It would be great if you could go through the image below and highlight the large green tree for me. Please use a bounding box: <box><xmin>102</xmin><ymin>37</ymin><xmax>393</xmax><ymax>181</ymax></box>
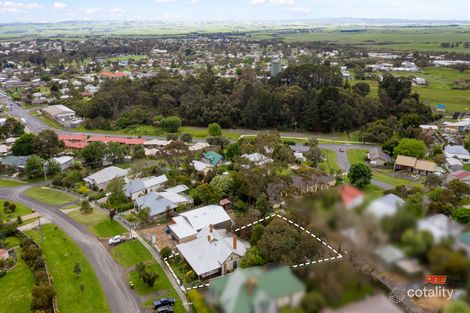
<box><xmin>393</xmin><ymin>138</ymin><xmax>426</xmax><ymax>158</ymax></box>
<box><xmin>347</xmin><ymin>163</ymin><xmax>372</xmax><ymax>188</ymax></box>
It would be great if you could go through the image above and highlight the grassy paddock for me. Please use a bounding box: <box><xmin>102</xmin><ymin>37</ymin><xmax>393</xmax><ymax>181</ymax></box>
<box><xmin>69</xmin><ymin>209</ymin><xmax>108</xmax><ymax>226</ymax></box>
<box><xmin>0</xmin><ymin>179</ymin><xmax>25</xmax><ymax>187</ymax></box>
<box><xmin>128</xmin><ymin>262</ymin><xmax>186</xmax><ymax>313</ymax></box>
<box><xmin>24</xmin><ymin>187</ymin><xmax>76</xmax><ymax>206</ymax></box>
<box><xmin>0</xmin><ymin>200</ymin><xmax>33</xmax><ymax>219</ymax></box>
<box><xmin>110</xmin><ymin>240</ymin><xmax>153</xmax><ymax>268</ymax></box>
<box><xmin>88</xmin><ymin>219</ymin><xmax>127</xmax><ymax>238</ymax></box>
<box><xmin>320</xmin><ymin>148</ymin><xmax>340</xmax><ymax>173</ymax></box>
<box><xmin>26</xmin><ymin>224</ymin><xmax>110</xmax><ymax>313</ymax></box>
<box><xmin>0</xmin><ymin>247</ymin><xmax>34</xmax><ymax>313</ymax></box>
<box><xmin>346</xmin><ymin>149</ymin><xmax>368</xmax><ymax>165</ymax></box>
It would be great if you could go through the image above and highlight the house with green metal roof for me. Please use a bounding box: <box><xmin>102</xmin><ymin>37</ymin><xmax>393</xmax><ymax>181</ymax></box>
<box><xmin>208</xmin><ymin>266</ymin><xmax>305</xmax><ymax>313</ymax></box>
<box><xmin>202</xmin><ymin>151</ymin><xmax>223</xmax><ymax>166</ymax></box>
<box><xmin>0</xmin><ymin>155</ymin><xmax>30</xmax><ymax>170</ymax></box>
<box><xmin>455</xmin><ymin>232</ymin><xmax>470</xmax><ymax>257</ymax></box>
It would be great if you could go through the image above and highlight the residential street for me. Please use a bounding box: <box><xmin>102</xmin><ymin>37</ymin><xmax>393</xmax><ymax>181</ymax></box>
<box><xmin>0</xmin><ymin>184</ymin><xmax>142</xmax><ymax>313</ymax></box>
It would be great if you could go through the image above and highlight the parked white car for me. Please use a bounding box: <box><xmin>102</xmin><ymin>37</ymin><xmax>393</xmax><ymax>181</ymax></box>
<box><xmin>108</xmin><ymin>235</ymin><xmax>122</xmax><ymax>245</ymax></box>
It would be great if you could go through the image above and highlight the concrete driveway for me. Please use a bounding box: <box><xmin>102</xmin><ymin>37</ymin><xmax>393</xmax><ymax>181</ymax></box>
<box><xmin>0</xmin><ymin>184</ymin><xmax>142</xmax><ymax>313</ymax></box>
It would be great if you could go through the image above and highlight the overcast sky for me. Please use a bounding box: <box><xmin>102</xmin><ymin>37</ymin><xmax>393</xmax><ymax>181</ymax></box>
<box><xmin>0</xmin><ymin>0</ymin><xmax>468</xmax><ymax>23</ymax></box>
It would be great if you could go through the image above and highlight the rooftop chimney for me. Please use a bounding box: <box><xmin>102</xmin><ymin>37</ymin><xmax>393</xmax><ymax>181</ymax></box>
<box><xmin>232</xmin><ymin>235</ymin><xmax>237</xmax><ymax>250</ymax></box>
<box><xmin>207</xmin><ymin>235</ymin><xmax>211</xmax><ymax>242</ymax></box>
<box><xmin>245</xmin><ymin>277</ymin><xmax>256</xmax><ymax>295</ymax></box>
<box><xmin>209</xmin><ymin>224</ymin><xmax>214</xmax><ymax>233</ymax></box>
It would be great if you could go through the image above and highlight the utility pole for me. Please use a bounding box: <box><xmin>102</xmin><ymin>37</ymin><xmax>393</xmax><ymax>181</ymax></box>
<box><xmin>43</xmin><ymin>162</ymin><xmax>47</xmax><ymax>182</ymax></box>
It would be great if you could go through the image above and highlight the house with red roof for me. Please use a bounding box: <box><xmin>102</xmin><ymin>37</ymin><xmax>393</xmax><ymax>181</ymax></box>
<box><xmin>99</xmin><ymin>71</ymin><xmax>128</xmax><ymax>79</ymax></box>
<box><xmin>59</xmin><ymin>134</ymin><xmax>88</xmax><ymax>142</ymax></box>
<box><xmin>340</xmin><ymin>184</ymin><xmax>364</xmax><ymax>209</ymax></box>
<box><xmin>446</xmin><ymin>170</ymin><xmax>470</xmax><ymax>185</ymax></box>
<box><xmin>0</xmin><ymin>248</ymin><xmax>9</xmax><ymax>261</ymax></box>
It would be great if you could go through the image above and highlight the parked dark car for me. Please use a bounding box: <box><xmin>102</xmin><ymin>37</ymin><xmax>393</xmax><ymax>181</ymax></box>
<box><xmin>156</xmin><ymin>305</ymin><xmax>174</xmax><ymax>313</ymax></box>
<box><xmin>153</xmin><ymin>298</ymin><xmax>176</xmax><ymax>309</ymax></box>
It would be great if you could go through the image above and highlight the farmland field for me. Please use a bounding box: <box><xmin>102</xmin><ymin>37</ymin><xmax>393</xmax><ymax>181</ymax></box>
<box><xmin>354</xmin><ymin>67</ymin><xmax>470</xmax><ymax>113</ymax></box>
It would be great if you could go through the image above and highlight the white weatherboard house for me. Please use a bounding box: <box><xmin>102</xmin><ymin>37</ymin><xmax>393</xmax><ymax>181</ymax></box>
<box><xmin>176</xmin><ymin>226</ymin><xmax>247</xmax><ymax>279</ymax></box>
<box><xmin>169</xmin><ymin>205</ymin><xmax>232</xmax><ymax>244</ymax></box>
<box><xmin>366</xmin><ymin>194</ymin><xmax>405</xmax><ymax>219</ymax></box>
<box><xmin>83</xmin><ymin>166</ymin><xmax>129</xmax><ymax>191</ymax></box>
<box><xmin>124</xmin><ymin>175</ymin><xmax>168</xmax><ymax>200</ymax></box>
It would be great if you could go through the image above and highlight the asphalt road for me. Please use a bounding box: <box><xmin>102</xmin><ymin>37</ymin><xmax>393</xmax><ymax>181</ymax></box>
<box><xmin>0</xmin><ymin>184</ymin><xmax>142</xmax><ymax>313</ymax></box>
<box><xmin>0</xmin><ymin>95</ymin><xmax>49</xmax><ymax>133</ymax></box>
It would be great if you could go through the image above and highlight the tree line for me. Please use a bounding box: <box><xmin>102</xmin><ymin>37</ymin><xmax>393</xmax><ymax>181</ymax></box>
<box><xmin>65</xmin><ymin>63</ymin><xmax>433</xmax><ymax>133</ymax></box>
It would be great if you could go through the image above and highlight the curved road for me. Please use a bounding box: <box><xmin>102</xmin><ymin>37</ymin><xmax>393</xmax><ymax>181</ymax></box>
<box><xmin>0</xmin><ymin>184</ymin><xmax>141</xmax><ymax>313</ymax></box>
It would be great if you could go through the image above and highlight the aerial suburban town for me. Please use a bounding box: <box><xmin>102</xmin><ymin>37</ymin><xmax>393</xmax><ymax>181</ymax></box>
<box><xmin>1</xmin><ymin>1</ymin><xmax>470</xmax><ymax>313</ymax></box>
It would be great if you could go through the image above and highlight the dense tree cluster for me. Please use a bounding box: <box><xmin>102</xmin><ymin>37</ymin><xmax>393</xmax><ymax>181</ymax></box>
<box><xmin>69</xmin><ymin>65</ymin><xmax>433</xmax><ymax>134</ymax></box>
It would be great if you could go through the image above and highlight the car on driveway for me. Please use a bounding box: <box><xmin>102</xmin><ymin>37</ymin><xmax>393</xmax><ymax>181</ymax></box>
<box><xmin>153</xmin><ymin>298</ymin><xmax>176</xmax><ymax>309</ymax></box>
<box><xmin>108</xmin><ymin>235</ymin><xmax>122</xmax><ymax>245</ymax></box>
<box><xmin>339</xmin><ymin>147</ymin><xmax>345</xmax><ymax>152</ymax></box>
<box><xmin>156</xmin><ymin>306</ymin><xmax>174</xmax><ymax>313</ymax></box>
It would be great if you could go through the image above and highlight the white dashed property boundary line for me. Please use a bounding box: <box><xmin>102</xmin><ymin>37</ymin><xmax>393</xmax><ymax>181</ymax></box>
<box><xmin>164</xmin><ymin>213</ymin><xmax>343</xmax><ymax>292</ymax></box>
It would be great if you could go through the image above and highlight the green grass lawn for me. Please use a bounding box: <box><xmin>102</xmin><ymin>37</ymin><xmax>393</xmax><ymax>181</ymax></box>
<box><xmin>111</xmin><ymin>240</ymin><xmax>153</xmax><ymax>268</ymax></box>
<box><xmin>24</xmin><ymin>187</ymin><xmax>76</xmax><ymax>206</ymax></box>
<box><xmin>3</xmin><ymin>236</ymin><xmax>21</xmax><ymax>248</ymax></box>
<box><xmin>128</xmin><ymin>262</ymin><xmax>186</xmax><ymax>313</ymax></box>
<box><xmin>320</xmin><ymin>148</ymin><xmax>340</xmax><ymax>173</ymax></box>
<box><xmin>0</xmin><ymin>247</ymin><xmax>34</xmax><ymax>313</ymax></box>
<box><xmin>34</xmin><ymin>113</ymin><xmax>64</xmax><ymax>130</ymax></box>
<box><xmin>26</xmin><ymin>224</ymin><xmax>110</xmax><ymax>313</ymax></box>
<box><xmin>0</xmin><ymin>179</ymin><xmax>25</xmax><ymax>187</ymax></box>
<box><xmin>73</xmin><ymin>124</ymin><xmax>242</xmax><ymax>140</ymax></box>
<box><xmin>372</xmin><ymin>169</ymin><xmax>421</xmax><ymax>187</ymax></box>
<box><xmin>69</xmin><ymin>209</ymin><xmax>108</xmax><ymax>226</ymax></box>
<box><xmin>89</xmin><ymin>219</ymin><xmax>127</xmax><ymax>238</ymax></box>
<box><xmin>347</xmin><ymin>149</ymin><xmax>368</xmax><ymax>165</ymax></box>
<box><xmin>363</xmin><ymin>184</ymin><xmax>385</xmax><ymax>198</ymax></box>
<box><xmin>0</xmin><ymin>200</ymin><xmax>33</xmax><ymax>220</ymax></box>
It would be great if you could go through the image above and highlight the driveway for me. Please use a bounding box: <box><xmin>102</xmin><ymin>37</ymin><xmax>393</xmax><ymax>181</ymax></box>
<box><xmin>0</xmin><ymin>184</ymin><xmax>142</xmax><ymax>313</ymax></box>
<box><xmin>293</xmin><ymin>143</ymin><xmax>394</xmax><ymax>190</ymax></box>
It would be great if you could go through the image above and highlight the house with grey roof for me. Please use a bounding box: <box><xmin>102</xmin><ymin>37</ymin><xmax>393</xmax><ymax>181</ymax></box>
<box><xmin>136</xmin><ymin>192</ymin><xmax>177</xmax><ymax>219</ymax></box>
<box><xmin>169</xmin><ymin>205</ymin><xmax>232</xmax><ymax>243</ymax></box>
<box><xmin>366</xmin><ymin>194</ymin><xmax>405</xmax><ymax>219</ymax></box>
<box><xmin>0</xmin><ymin>155</ymin><xmax>30</xmax><ymax>170</ymax></box>
<box><xmin>368</xmin><ymin>147</ymin><xmax>391</xmax><ymax>166</ymax></box>
<box><xmin>124</xmin><ymin>175</ymin><xmax>168</xmax><ymax>200</ymax></box>
<box><xmin>135</xmin><ymin>185</ymin><xmax>192</xmax><ymax>219</ymax></box>
<box><xmin>83</xmin><ymin>166</ymin><xmax>129</xmax><ymax>191</ymax></box>
<box><xmin>176</xmin><ymin>226</ymin><xmax>248</xmax><ymax>279</ymax></box>
<box><xmin>209</xmin><ymin>266</ymin><xmax>305</xmax><ymax>313</ymax></box>
<box><xmin>417</xmin><ymin>214</ymin><xmax>464</xmax><ymax>243</ymax></box>
<box><xmin>444</xmin><ymin>145</ymin><xmax>470</xmax><ymax>164</ymax></box>
<box><xmin>241</xmin><ymin>153</ymin><xmax>273</xmax><ymax>167</ymax></box>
